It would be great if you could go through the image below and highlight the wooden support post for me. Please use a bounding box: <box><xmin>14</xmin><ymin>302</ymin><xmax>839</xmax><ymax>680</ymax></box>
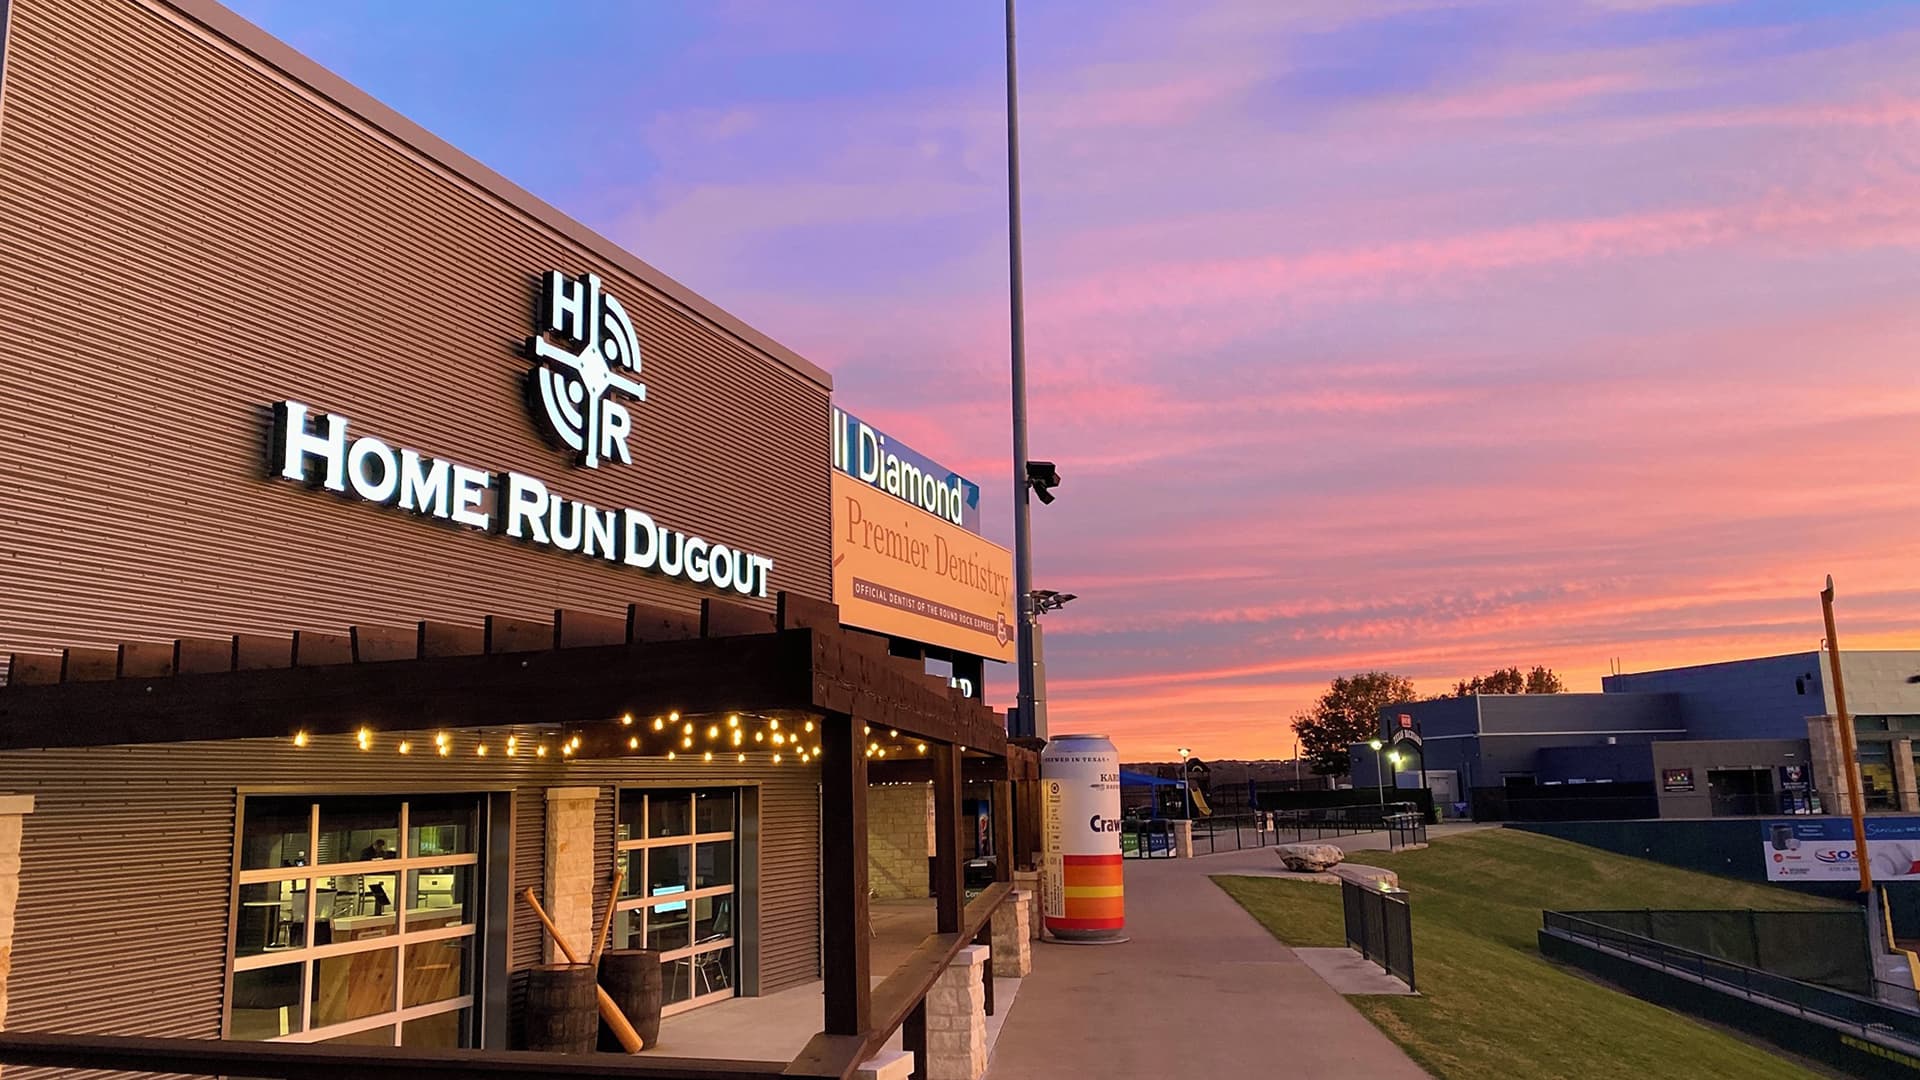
<box><xmin>1014</xmin><ymin>777</ymin><xmax>1043</xmax><ymax>872</ymax></box>
<box><xmin>932</xmin><ymin>743</ymin><xmax>964</xmax><ymax>935</ymax></box>
<box><xmin>820</xmin><ymin>714</ymin><xmax>871</xmax><ymax>1036</ymax></box>
<box><xmin>992</xmin><ymin>779</ymin><xmax>1014</xmax><ymax>884</ymax></box>
<box><xmin>902</xmin><ymin>999</ymin><xmax>927</xmax><ymax>1080</ymax></box>
<box><xmin>974</xmin><ymin>921</ymin><xmax>995</xmax><ymax>1017</ymax></box>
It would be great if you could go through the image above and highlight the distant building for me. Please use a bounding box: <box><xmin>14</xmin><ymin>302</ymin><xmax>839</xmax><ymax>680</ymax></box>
<box><xmin>1349</xmin><ymin>650</ymin><xmax>1920</xmax><ymax>819</ymax></box>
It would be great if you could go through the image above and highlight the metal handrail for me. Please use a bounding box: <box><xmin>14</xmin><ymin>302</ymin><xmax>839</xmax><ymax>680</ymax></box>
<box><xmin>1544</xmin><ymin>911</ymin><xmax>1920</xmax><ymax>1043</ymax></box>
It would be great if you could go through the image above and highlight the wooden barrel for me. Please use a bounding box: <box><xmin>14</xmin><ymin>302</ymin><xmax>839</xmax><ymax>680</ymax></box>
<box><xmin>524</xmin><ymin>963</ymin><xmax>598</xmax><ymax>1053</ymax></box>
<box><xmin>599</xmin><ymin>949</ymin><xmax>664</xmax><ymax>1050</ymax></box>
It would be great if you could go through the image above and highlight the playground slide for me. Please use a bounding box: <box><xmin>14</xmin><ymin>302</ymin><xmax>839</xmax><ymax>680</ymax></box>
<box><xmin>1188</xmin><ymin>782</ymin><xmax>1212</xmax><ymax>817</ymax></box>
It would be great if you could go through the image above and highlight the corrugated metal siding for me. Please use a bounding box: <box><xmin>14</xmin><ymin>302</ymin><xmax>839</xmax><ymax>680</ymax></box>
<box><xmin>509</xmin><ymin>787</ymin><xmax>546</xmax><ymax>971</ymax></box>
<box><xmin>0</xmin><ymin>733</ymin><xmax>820</xmax><ymax>1062</ymax></box>
<box><xmin>758</xmin><ymin>778</ymin><xmax>822</xmax><ymax>992</ymax></box>
<box><xmin>0</xmin><ymin>0</ymin><xmax>832</xmax><ymax>666</ymax></box>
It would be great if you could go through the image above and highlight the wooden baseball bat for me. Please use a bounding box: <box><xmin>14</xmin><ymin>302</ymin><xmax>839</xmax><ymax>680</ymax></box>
<box><xmin>521</xmin><ymin>887</ymin><xmax>645</xmax><ymax>1053</ymax></box>
<box><xmin>591</xmin><ymin>863</ymin><xmax>627</xmax><ymax>966</ymax></box>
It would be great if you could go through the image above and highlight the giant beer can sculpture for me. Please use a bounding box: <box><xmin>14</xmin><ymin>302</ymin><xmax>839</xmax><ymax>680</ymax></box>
<box><xmin>1041</xmin><ymin>734</ymin><xmax>1125</xmax><ymax>941</ymax></box>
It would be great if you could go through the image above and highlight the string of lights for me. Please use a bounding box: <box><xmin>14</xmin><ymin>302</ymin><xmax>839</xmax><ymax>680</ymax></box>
<box><xmin>284</xmin><ymin>709</ymin><xmax>968</xmax><ymax>764</ymax></box>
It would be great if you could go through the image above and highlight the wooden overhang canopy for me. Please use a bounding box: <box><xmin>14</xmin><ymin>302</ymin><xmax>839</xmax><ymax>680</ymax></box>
<box><xmin>0</xmin><ymin>591</ymin><xmax>1009</xmax><ymax>759</ymax></box>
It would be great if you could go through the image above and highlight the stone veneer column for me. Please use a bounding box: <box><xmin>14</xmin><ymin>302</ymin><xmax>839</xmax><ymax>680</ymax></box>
<box><xmin>991</xmin><ymin>890</ymin><xmax>1032</xmax><ymax>977</ymax></box>
<box><xmin>544</xmin><ymin>787</ymin><xmax>599</xmax><ymax>964</ymax></box>
<box><xmin>868</xmin><ymin>784</ymin><xmax>935</xmax><ymax>900</ymax></box>
<box><xmin>0</xmin><ymin>796</ymin><xmax>34</xmax><ymax>1044</ymax></box>
<box><xmin>1011</xmin><ymin>869</ymin><xmax>1042</xmax><ymax>941</ymax></box>
<box><xmin>1896</xmin><ymin>738</ymin><xmax>1919</xmax><ymax>812</ymax></box>
<box><xmin>1174</xmin><ymin>819</ymin><xmax>1194</xmax><ymax>859</ymax></box>
<box><xmin>925</xmin><ymin>944</ymin><xmax>989</xmax><ymax>1080</ymax></box>
<box><xmin>1808</xmin><ymin>716</ymin><xmax>1848</xmax><ymax>808</ymax></box>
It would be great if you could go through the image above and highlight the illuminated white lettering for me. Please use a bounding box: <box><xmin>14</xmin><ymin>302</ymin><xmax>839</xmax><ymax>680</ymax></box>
<box><xmin>503</xmin><ymin>472</ymin><xmax>550</xmax><ymax>543</ymax></box>
<box><xmin>347</xmin><ymin>437</ymin><xmax>399</xmax><ymax>504</ymax></box>
<box><xmin>273</xmin><ymin>401</ymin><xmax>347</xmax><ymax>492</ymax></box>
<box><xmin>398</xmin><ymin>450</ymin><xmax>451</xmax><ymax>517</ymax></box>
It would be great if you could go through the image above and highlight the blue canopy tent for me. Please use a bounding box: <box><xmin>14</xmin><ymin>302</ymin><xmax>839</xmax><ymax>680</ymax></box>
<box><xmin>1119</xmin><ymin>769</ymin><xmax>1185</xmax><ymax>819</ymax></box>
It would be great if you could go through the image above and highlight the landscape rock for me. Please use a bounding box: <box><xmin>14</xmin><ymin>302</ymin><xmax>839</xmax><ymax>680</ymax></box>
<box><xmin>1334</xmin><ymin>864</ymin><xmax>1399</xmax><ymax>890</ymax></box>
<box><xmin>1276</xmin><ymin>843</ymin><xmax>1346</xmax><ymax>872</ymax></box>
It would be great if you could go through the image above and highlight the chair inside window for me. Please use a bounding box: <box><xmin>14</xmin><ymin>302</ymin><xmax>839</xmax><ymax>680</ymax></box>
<box><xmin>692</xmin><ymin>899</ymin><xmax>732</xmax><ymax>996</ymax></box>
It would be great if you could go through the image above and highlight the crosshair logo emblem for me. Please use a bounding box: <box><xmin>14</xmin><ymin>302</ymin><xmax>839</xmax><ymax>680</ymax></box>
<box><xmin>526</xmin><ymin>271</ymin><xmax>646</xmax><ymax>468</ymax></box>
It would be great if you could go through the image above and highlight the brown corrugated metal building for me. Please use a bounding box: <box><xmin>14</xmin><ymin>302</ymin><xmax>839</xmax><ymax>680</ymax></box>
<box><xmin>0</xmin><ymin>0</ymin><xmax>978</xmax><ymax>1065</ymax></box>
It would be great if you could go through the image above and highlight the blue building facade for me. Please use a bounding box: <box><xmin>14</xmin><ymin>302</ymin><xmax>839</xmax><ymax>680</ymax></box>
<box><xmin>1602</xmin><ymin>652</ymin><xmax>1826</xmax><ymax>741</ymax></box>
<box><xmin>1350</xmin><ymin>650</ymin><xmax>1920</xmax><ymax>817</ymax></box>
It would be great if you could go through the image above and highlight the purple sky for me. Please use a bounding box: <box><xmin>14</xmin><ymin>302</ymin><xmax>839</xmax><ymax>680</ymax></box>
<box><xmin>228</xmin><ymin>0</ymin><xmax>1920</xmax><ymax>759</ymax></box>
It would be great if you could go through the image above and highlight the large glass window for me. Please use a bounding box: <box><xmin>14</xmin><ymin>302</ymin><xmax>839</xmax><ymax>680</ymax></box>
<box><xmin>614</xmin><ymin>789</ymin><xmax>737</xmax><ymax>1015</ymax></box>
<box><xmin>230</xmin><ymin>795</ymin><xmax>480</xmax><ymax>1046</ymax></box>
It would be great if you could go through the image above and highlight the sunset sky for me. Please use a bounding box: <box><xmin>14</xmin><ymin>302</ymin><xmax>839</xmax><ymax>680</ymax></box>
<box><xmin>231</xmin><ymin>0</ymin><xmax>1920</xmax><ymax>760</ymax></box>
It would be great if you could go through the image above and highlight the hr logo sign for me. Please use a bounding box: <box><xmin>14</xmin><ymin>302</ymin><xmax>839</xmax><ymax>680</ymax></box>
<box><xmin>526</xmin><ymin>271</ymin><xmax>646</xmax><ymax>468</ymax></box>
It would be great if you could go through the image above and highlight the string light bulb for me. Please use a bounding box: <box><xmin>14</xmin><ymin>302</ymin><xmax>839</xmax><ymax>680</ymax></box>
<box><xmin>704</xmin><ymin>750</ymin><xmax>714</xmax><ymax>762</ymax></box>
<box><xmin>476</xmin><ymin>744</ymin><xmax>488</xmax><ymax>756</ymax></box>
<box><xmin>669</xmin><ymin>711</ymin><xmax>680</xmax><ymax>723</ymax></box>
<box><xmin>653</xmin><ymin>717</ymin><xmax>665</xmax><ymax>731</ymax></box>
<box><xmin>561</xmin><ymin>744</ymin><xmax>574</xmax><ymax>757</ymax></box>
<box><xmin>707</xmin><ymin>725</ymin><xmax>719</xmax><ymax>739</ymax></box>
<box><xmin>629</xmin><ymin>736</ymin><xmax>640</xmax><ymax>750</ymax></box>
<box><xmin>437</xmin><ymin>742</ymin><xmax>450</xmax><ymax>757</ymax></box>
<box><xmin>773</xmin><ymin>753</ymin><xmax>782</xmax><ymax>764</ymax></box>
<box><xmin>769</xmin><ymin>718</ymin><xmax>780</xmax><ymax>731</ymax></box>
<box><xmin>434</xmin><ymin>732</ymin><xmax>449</xmax><ymax>748</ymax></box>
<box><xmin>754</xmin><ymin>732</ymin><xmax>764</xmax><ymax>743</ymax></box>
<box><xmin>890</xmin><ymin>729</ymin><xmax>898</xmax><ymax>737</ymax></box>
<box><xmin>292</xmin><ymin>731</ymin><xmax>309</xmax><ymax>748</ymax></box>
<box><xmin>728</xmin><ymin>714</ymin><xmax>740</xmax><ymax>728</ymax></box>
<box><xmin>506</xmin><ymin>736</ymin><xmax>518</xmax><ymax>756</ymax></box>
<box><xmin>667</xmin><ymin>750</ymin><xmax>677</xmax><ymax>760</ymax></box>
<box><xmin>397</xmin><ymin>740</ymin><xmax>411</xmax><ymax>754</ymax></box>
<box><xmin>570</xmin><ymin>735</ymin><xmax>582</xmax><ymax>750</ymax></box>
<box><xmin>684</xmin><ymin>722</ymin><xmax>694</xmax><ymax>736</ymax></box>
<box><xmin>917</xmin><ymin>743</ymin><xmax>927</xmax><ymax>754</ymax></box>
<box><xmin>772</xmin><ymin>733</ymin><xmax>785</xmax><ymax>746</ymax></box>
<box><xmin>863</xmin><ymin>725</ymin><xmax>871</xmax><ymax>735</ymax></box>
<box><xmin>356</xmin><ymin>727</ymin><xmax>372</xmax><ymax>751</ymax></box>
<box><xmin>536</xmin><ymin>744</ymin><xmax>548</xmax><ymax>758</ymax></box>
<box><xmin>737</xmin><ymin>752</ymin><xmax>747</xmax><ymax>763</ymax></box>
<box><xmin>804</xmin><ymin>720</ymin><xmax>815</xmax><ymax>733</ymax></box>
<box><xmin>732</xmin><ymin>730</ymin><xmax>743</xmax><ymax>746</ymax></box>
<box><xmin>682</xmin><ymin>736</ymin><xmax>693</xmax><ymax>749</ymax></box>
<box><xmin>622</xmin><ymin>714</ymin><xmax>633</xmax><ymax>726</ymax></box>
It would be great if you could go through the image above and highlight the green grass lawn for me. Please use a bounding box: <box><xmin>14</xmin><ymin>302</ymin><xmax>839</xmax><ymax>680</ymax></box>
<box><xmin>1216</xmin><ymin>829</ymin><xmax>1850</xmax><ymax>1080</ymax></box>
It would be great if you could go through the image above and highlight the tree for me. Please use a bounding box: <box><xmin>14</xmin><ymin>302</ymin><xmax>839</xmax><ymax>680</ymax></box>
<box><xmin>1451</xmin><ymin>665</ymin><xmax>1565</xmax><ymax>696</ymax></box>
<box><xmin>1291</xmin><ymin>671</ymin><xmax>1416</xmax><ymax>777</ymax></box>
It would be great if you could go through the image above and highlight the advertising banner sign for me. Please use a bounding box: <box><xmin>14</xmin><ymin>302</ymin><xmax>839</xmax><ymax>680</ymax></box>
<box><xmin>830</xmin><ymin>471</ymin><xmax>1015</xmax><ymax>661</ymax></box>
<box><xmin>1662</xmin><ymin>768</ymin><xmax>1695</xmax><ymax>793</ymax></box>
<box><xmin>832</xmin><ymin>407</ymin><xmax>982</xmax><ymax>534</ymax></box>
<box><xmin>1762</xmin><ymin>817</ymin><xmax>1920</xmax><ymax>882</ymax></box>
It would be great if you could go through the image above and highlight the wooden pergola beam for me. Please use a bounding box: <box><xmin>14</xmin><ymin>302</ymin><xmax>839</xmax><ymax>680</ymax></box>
<box><xmin>0</xmin><ymin>632</ymin><xmax>815</xmax><ymax>750</ymax></box>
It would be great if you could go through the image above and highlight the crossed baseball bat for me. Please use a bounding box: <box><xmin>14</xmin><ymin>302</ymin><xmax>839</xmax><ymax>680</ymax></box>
<box><xmin>521</xmin><ymin>863</ymin><xmax>646</xmax><ymax>1054</ymax></box>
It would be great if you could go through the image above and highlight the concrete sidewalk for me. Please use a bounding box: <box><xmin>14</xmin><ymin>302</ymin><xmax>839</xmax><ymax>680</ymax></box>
<box><xmin>985</xmin><ymin>845</ymin><xmax>1431</xmax><ymax>1078</ymax></box>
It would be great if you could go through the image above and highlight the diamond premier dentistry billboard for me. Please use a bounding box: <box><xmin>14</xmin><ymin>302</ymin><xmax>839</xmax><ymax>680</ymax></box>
<box><xmin>831</xmin><ymin>471</ymin><xmax>1015</xmax><ymax>662</ymax></box>
<box><xmin>833</xmin><ymin>407</ymin><xmax>983</xmax><ymax>534</ymax></box>
<box><xmin>1762</xmin><ymin>817</ymin><xmax>1920</xmax><ymax>882</ymax></box>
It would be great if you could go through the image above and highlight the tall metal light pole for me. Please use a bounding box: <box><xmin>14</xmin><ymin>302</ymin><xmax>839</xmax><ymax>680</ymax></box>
<box><xmin>1369</xmin><ymin>739</ymin><xmax>1385</xmax><ymax>806</ymax></box>
<box><xmin>1006</xmin><ymin>0</ymin><xmax>1040</xmax><ymax>741</ymax></box>
<box><xmin>1177</xmin><ymin>748</ymin><xmax>1193</xmax><ymax>819</ymax></box>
